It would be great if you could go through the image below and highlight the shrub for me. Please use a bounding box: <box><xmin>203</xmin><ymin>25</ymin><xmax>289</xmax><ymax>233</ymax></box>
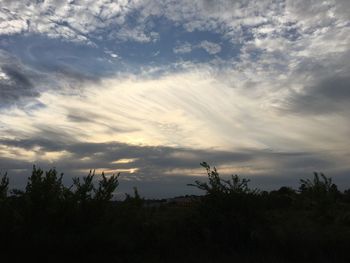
<box><xmin>188</xmin><ymin>162</ymin><xmax>256</xmax><ymax>197</ymax></box>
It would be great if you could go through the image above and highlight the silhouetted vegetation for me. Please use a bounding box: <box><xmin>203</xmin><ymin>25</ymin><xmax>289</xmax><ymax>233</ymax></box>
<box><xmin>0</xmin><ymin>163</ymin><xmax>350</xmax><ymax>262</ymax></box>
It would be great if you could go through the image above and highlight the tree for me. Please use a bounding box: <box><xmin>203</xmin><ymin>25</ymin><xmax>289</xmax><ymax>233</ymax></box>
<box><xmin>188</xmin><ymin>162</ymin><xmax>254</xmax><ymax>195</ymax></box>
<box><xmin>299</xmin><ymin>172</ymin><xmax>340</xmax><ymax>211</ymax></box>
<box><xmin>299</xmin><ymin>172</ymin><xmax>339</xmax><ymax>197</ymax></box>
<box><xmin>25</xmin><ymin>166</ymin><xmax>66</xmax><ymax>202</ymax></box>
<box><xmin>72</xmin><ymin>170</ymin><xmax>95</xmax><ymax>203</ymax></box>
<box><xmin>72</xmin><ymin>170</ymin><xmax>120</xmax><ymax>203</ymax></box>
<box><xmin>0</xmin><ymin>172</ymin><xmax>9</xmax><ymax>200</ymax></box>
<box><xmin>95</xmin><ymin>172</ymin><xmax>120</xmax><ymax>202</ymax></box>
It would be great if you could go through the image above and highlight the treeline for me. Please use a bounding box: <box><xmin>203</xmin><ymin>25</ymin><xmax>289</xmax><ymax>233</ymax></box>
<box><xmin>0</xmin><ymin>162</ymin><xmax>350</xmax><ymax>262</ymax></box>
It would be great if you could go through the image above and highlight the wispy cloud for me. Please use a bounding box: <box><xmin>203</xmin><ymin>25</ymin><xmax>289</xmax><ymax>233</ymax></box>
<box><xmin>173</xmin><ymin>41</ymin><xmax>221</xmax><ymax>55</ymax></box>
<box><xmin>173</xmin><ymin>42</ymin><xmax>193</xmax><ymax>54</ymax></box>
<box><xmin>198</xmin><ymin>40</ymin><xmax>221</xmax><ymax>54</ymax></box>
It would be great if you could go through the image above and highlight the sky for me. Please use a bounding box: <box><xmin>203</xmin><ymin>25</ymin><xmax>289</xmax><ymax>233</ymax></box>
<box><xmin>0</xmin><ymin>0</ymin><xmax>350</xmax><ymax>198</ymax></box>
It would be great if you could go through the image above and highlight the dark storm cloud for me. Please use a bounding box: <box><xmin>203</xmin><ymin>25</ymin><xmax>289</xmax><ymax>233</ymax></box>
<box><xmin>281</xmin><ymin>48</ymin><xmax>350</xmax><ymax>115</ymax></box>
<box><xmin>0</xmin><ymin>138</ymin><xmax>64</xmax><ymax>153</ymax></box>
<box><xmin>0</xmin><ymin>53</ymin><xmax>39</xmax><ymax>106</ymax></box>
<box><xmin>0</xmin><ymin>137</ymin><xmax>332</xmax><ymax>176</ymax></box>
<box><xmin>0</xmin><ymin>157</ymin><xmax>32</xmax><ymax>170</ymax></box>
<box><xmin>287</xmin><ymin>74</ymin><xmax>350</xmax><ymax>115</ymax></box>
<box><xmin>0</xmin><ymin>43</ymin><xmax>104</xmax><ymax>108</ymax></box>
<box><xmin>0</xmin><ymin>136</ymin><xmax>343</xmax><ymax>198</ymax></box>
<box><xmin>0</xmin><ymin>137</ymin><xmax>251</xmax><ymax>169</ymax></box>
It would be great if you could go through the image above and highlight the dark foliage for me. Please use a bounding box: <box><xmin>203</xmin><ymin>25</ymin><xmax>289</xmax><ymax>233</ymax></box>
<box><xmin>0</xmin><ymin>164</ymin><xmax>350</xmax><ymax>262</ymax></box>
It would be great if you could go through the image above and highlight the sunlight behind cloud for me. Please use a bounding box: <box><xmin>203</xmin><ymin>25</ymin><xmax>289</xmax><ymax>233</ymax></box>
<box><xmin>112</xmin><ymin>158</ymin><xmax>138</xmax><ymax>164</ymax></box>
<box><xmin>1</xmin><ymin>66</ymin><xmax>350</xmax><ymax>165</ymax></box>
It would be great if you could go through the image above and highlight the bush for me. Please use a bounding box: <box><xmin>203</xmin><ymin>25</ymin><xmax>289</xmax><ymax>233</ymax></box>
<box><xmin>188</xmin><ymin>162</ymin><xmax>255</xmax><ymax>196</ymax></box>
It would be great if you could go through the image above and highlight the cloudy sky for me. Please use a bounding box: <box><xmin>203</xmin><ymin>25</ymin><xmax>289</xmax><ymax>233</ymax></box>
<box><xmin>0</xmin><ymin>0</ymin><xmax>349</xmax><ymax>197</ymax></box>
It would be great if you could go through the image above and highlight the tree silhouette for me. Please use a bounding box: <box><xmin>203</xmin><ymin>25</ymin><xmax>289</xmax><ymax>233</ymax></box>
<box><xmin>72</xmin><ymin>170</ymin><xmax>95</xmax><ymax>203</ymax></box>
<box><xmin>0</xmin><ymin>164</ymin><xmax>349</xmax><ymax>262</ymax></box>
<box><xmin>0</xmin><ymin>172</ymin><xmax>9</xmax><ymax>200</ymax></box>
<box><xmin>299</xmin><ymin>172</ymin><xmax>338</xmax><ymax>195</ymax></box>
<box><xmin>188</xmin><ymin>162</ymin><xmax>254</xmax><ymax>195</ymax></box>
<box><xmin>95</xmin><ymin>172</ymin><xmax>120</xmax><ymax>202</ymax></box>
<box><xmin>299</xmin><ymin>172</ymin><xmax>340</xmax><ymax>207</ymax></box>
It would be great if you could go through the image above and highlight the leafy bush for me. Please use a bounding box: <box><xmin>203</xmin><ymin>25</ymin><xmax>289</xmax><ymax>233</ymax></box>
<box><xmin>299</xmin><ymin>172</ymin><xmax>339</xmax><ymax>196</ymax></box>
<box><xmin>299</xmin><ymin>172</ymin><xmax>340</xmax><ymax>211</ymax></box>
<box><xmin>188</xmin><ymin>162</ymin><xmax>255</xmax><ymax>195</ymax></box>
